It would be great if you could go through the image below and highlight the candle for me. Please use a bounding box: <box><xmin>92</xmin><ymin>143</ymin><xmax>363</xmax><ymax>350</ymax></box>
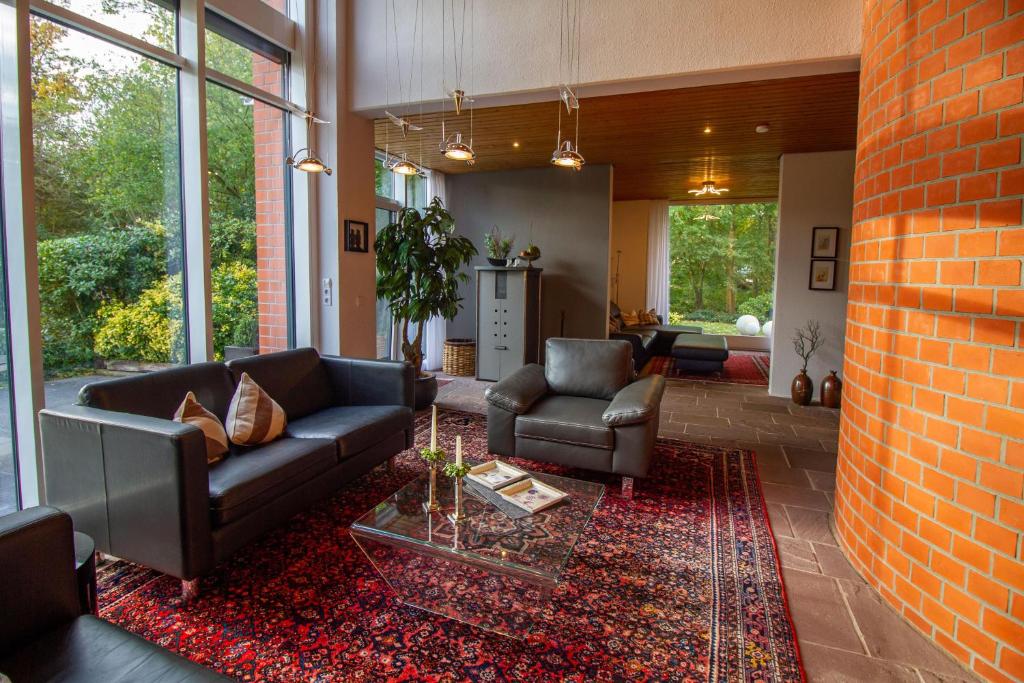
<box><xmin>430</xmin><ymin>404</ymin><xmax>437</xmax><ymax>451</ymax></box>
<box><xmin>456</xmin><ymin>435</ymin><xmax>462</xmax><ymax>466</ymax></box>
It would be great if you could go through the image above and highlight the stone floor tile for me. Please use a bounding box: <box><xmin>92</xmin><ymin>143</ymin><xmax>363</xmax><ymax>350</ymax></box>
<box><xmin>786</xmin><ymin>506</ymin><xmax>837</xmax><ymax>545</ymax></box>
<box><xmin>800</xmin><ymin>643</ymin><xmax>921</xmax><ymax>682</ymax></box>
<box><xmin>807</xmin><ymin>470</ymin><xmax>837</xmax><ymax>492</ymax></box>
<box><xmin>777</xmin><ymin>537</ymin><xmax>821</xmax><ymax>573</ymax></box>
<box><xmin>766</xmin><ymin>503</ymin><xmax>793</xmax><ymax>537</ymax></box>
<box><xmin>761</xmin><ymin>483</ymin><xmax>832</xmax><ymax>510</ymax></box>
<box><xmin>813</xmin><ymin>543</ymin><xmax>862</xmax><ymax>581</ymax></box>
<box><xmin>783</xmin><ymin>446</ymin><xmax>838</xmax><ymax>472</ymax></box>
<box><xmin>781</xmin><ymin>568</ymin><xmax>865</xmax><ymax>652</ymax></box>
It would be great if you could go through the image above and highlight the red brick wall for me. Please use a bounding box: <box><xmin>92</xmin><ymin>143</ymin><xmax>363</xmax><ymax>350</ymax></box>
<box><xmin>836</xmin><ymin>1</ymin><xmax>1023</xmax><ymax>681</ymax></box>
<box><xmin>253</xmin><ymin>0</ymin><xmax>289</xmax><ymax>353</ymax></box>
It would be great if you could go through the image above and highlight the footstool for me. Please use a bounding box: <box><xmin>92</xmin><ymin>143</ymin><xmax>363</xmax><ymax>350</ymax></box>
<box><xmin>670</xmin><ymin>334</ymin><xmax>729</xmax><ymax>373</ymax></box>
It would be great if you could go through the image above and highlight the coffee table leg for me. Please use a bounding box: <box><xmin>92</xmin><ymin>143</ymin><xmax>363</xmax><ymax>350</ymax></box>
<box><xmin>621</xmin><ymin>476</ymin><xmax>634</xmax><ymax>500</ymax></box>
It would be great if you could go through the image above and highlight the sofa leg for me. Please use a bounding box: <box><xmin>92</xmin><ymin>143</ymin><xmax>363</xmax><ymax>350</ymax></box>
<box><xmin>621</xmin><ymin>476</ymin><xmax>634</xmax><ymax>500</ymax></box>
<box><xmin>387</xmin><ymin>456</ymin><xmax>397</xmax><ymax>474</ymax></box>
<box><xmin>181</xmin><ymin>578</ymin><xmax>201</xmax><ymax>604</ymax></box>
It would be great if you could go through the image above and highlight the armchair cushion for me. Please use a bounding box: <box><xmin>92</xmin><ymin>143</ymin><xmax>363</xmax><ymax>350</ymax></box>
<box><xmin>285</xmin><ymin>405</ymin><xmax>413</xmax><ymax>459</ymax></box>
<box><xmin>226</xmin><ymin>348</ymin><xmax>334</xmax><ymax>421</ymax></box>
<box><xmin>208</xmin><ymin>438</ymin><xmax>335</xmax><ymax>526</ymax></box>
<box><xmin>485</xmin><ymin>363</ymin><xmax>548</xmax><ymax>414</ymax></box>
<box><xmin>603</xmin><ymin>375</ymin><xmax>667</xmax><ymax>427</ymax></box>
<box><xmin>544</xmin><ymin>338</ymin><xmax>633</xmax><ymax>400</ymax></box>
<box><xmin>515</xmin><ymin>395</ymin><xmax>614</xmax><ymax>450</ymax></box>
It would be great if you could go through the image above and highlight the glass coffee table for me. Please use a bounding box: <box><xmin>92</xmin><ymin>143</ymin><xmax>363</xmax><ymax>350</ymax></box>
<box><xmin>350</xmin><ymin>468</ymin><xmax>604</xmax><ymax>639</ymax></box>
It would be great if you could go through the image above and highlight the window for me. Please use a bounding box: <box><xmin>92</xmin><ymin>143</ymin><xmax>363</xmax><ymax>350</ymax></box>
<box><xmin>669</xmin><ymin>203</ymin><xmax>778</xmax><ymax>336</ymax></box>
<box><xmin>0</xmin><ymin>147</ymin><xmax>16</xmax><ymax>515</ymax></box>
<box><xmin>50</xmin><ymin>0</ymin><xmax>176</xmax><ymax>51</ymax></box>
<box><xmin>31</xmin><ymin>16</ymin><xmax>186</xmax><ymax>398</ymax></box>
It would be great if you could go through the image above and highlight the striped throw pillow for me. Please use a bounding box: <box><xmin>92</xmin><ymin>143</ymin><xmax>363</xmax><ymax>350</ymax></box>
<box><xmin>173</xmin><ymin>391</ymin><xmax>229</xmax><ymax>465</ymax></box>
<box><xmin>225</xmin><ymin>372</ymin><xmax>287</xmax><ymax>446</ymax></box>
<box><xmin>638</xmin><ymin>308</ymin><xmax>659</xmax><ymax>325</ymax></box>
<box><xmin>620</xmin><ymin>309</ymin><xmax>641</xmax><ymax>327</ymax></box>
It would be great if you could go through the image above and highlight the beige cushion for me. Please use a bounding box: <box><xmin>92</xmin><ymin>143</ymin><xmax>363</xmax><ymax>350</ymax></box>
<box><xmin>173</xmin><ymin>391</ymin><xmax>229</xmax><ymax>464</ymax></box>
<box><xmin>620</xmin><ymin>309</ymin><xmax>641</xmax><ymax>327</ymax></box>
<box><xmin>638</xmin><ymin>308</ymin><xmax>659</xmax><ymax>325</ymax></box>
<box><xmin>225</xmin><ymin>372</ymin><xmax>287</xmax><ymax>446</ymax></box>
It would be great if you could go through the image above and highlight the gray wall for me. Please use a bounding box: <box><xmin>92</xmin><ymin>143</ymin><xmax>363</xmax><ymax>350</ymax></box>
<box><xmin>445</xmin><ymin>165</ymin><xmax>613</xmax><ymax>348</ymax></box>
<box><xmin>770</xmin><ymin>151</ymin><xmax>855</xmax><ymax>399</ymax></box>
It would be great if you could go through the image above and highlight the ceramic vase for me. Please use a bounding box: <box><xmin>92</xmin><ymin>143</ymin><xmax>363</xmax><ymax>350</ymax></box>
<box><xmin>821</xmin><ymin>371</ymin><xmax>842</xmax><ymax>409</ymax></box>
<box><xmin>791</xmin><ymin>371</ymin><xmax>813</xmax><ymax>406</ymax></box>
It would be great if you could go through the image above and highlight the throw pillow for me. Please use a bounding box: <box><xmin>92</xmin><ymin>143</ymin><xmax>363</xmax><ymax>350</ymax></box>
<box><xmin>225</xmin><ymin>372</ymin><xmax>287</xmax><ymax>446</ymax></box>
<box><xmin>620</xmin><ymin>309</ymin><xmax>641</xmax><ymax>327</ymax></box>
<box><xmin>173</xmin><ymin>391</ymin><xmax>229</xmax><ymax>465</ymax></box>
<box><xmin>608</xmin><ymin>314</ymin><xmax>622</xmax><ymax>333</ymax></box>
<box><xmin>638</xmin><ymin>308</ymin><xmax>659</xmax><ymax>325</ymax></box>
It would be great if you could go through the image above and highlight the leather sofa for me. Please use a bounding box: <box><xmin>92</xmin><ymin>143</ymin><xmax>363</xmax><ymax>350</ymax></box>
<box><xmin>39</xmin><ymin>348</ymin><xmax>414</xmax><ymax>593</ymax></box>
<box><xmin>485</xmin><ymin>338</ymin><xmax>666</xmax><ymax>497</ymax></box>
<box><xmin>608</xmin><ymin>301</ymin><xmax>702</xmax><ymax>368</ymax></box>
<box><xmin>0</xmin><ymin>506</ymin><xmax>230</xmax><ymax>681</ymax></box>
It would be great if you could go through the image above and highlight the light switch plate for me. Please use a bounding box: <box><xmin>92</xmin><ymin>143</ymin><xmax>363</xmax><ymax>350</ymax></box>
<box><xmin>321</xmin><ymin>278</ymin><xmax>332</xmax><ymax>306</ymax></box>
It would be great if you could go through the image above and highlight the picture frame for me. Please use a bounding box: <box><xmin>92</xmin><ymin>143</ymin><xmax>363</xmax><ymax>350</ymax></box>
<box><xmin>811</xmin><ymin>226</ymin><xmax>839</xmax><ymax>258</ymax></box>
<box><xmin>344</xmin><ymin>219</ymin><xmax>369</xmax><ymax>253</ymax></box>
<box><xmin>809</xmin><ymin>259</ymin><xmax>837</xmax><ymax>291</ymax></box>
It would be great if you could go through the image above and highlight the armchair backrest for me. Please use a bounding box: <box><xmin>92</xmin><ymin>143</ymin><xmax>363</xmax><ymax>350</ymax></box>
<box><xmin>544</xmin><ymin>338</ymin><xmax>633</xmax><ymax>401</ymax></box>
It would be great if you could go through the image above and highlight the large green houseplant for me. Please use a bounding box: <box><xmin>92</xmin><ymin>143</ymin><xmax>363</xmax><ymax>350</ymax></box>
<box><xmin>375</xmin><ymin>197</ymin><xmax>476</xmax><ymax>404</ymax></box>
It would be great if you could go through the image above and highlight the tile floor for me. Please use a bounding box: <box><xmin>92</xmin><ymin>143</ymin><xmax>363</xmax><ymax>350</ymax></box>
<box><xmin>435</xmin><ymin>372</ymin><xmax>979</xmax><ymax>682</ymax></box>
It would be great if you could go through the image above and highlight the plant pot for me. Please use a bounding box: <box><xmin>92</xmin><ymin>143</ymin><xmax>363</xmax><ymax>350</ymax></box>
<box><xmin>486</xmin><ymin>257</ymin><xmax>508</xmax><ymax>267</ymax></box>
<box><xmin>414</xmin><ymin>373</ymin><xmax>439</xmax><ymax>410</ymax></box>
<box><xmin>821</xmin><ymin>370</ymin><xmax>842</xmax><ymax>409</ymax></box>
<box><xmin>791</xmin><ymin>371</ymin><xmax>813</xmax><ymax>406</ymax></box>
<box><xmin>224</xmin><ymin>345</ymin><xmax>257</xmax><ymax>361</ymax></box>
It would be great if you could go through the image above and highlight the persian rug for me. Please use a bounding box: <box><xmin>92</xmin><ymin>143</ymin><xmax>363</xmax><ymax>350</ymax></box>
<box><xmin>643</xmin><ymin>351</ymin><xmax>771</xmax><ymax>386</ymax></box>
<box><xmin>97</xmin><ymin>409</ymin><xmax>803</xmax><ymax>682</ymax></box>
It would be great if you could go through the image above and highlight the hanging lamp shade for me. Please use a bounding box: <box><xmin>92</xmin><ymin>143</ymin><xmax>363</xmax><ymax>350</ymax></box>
<box><xmin>387</xmin><ymin>152</ymin><xmax>422</xmax><ymax>176</ymax></box>
<box><xmin>551</xmin><ymin>139</ymin><xmax>584</xmax><ymax>171</ymax></box>
<box><xmin>287</xmin><ymin>148</ymin><xmax>332</xmax><ymax>175</ymax></box>
<box><xmin>688</xmin><ymin>180</ymin><xmax>728</xmax><ymax>197</ymax></box>
<box><xmin>442</xmin><ymin>132</ymin><xmax>475</xmax><ymax>162</ymax></box>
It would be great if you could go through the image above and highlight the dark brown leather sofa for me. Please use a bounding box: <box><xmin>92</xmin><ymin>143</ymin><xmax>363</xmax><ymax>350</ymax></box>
<box><xmin>485</xmin><ymin>338</ymin><xmax>666</xmax><ymax>497</ymax></box>
<box><xmin>608</xmin><ymin>301</ymin><xmax>702</xmax><ymax>368</ymax></box>
<box><xmin>0</xmin><ymin>506</ymin><xmax>230</xmax><ymax>681</ymax></box>
<box><xmin>39</xmin><ymin>348</ymin><xmax>413</xmax><ymax>594</ymax></box>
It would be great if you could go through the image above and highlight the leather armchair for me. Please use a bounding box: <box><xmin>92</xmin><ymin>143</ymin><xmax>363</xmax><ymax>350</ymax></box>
<box><xmin>485</xmin><ymin>338</ymin><xmax>666</xmax><ymax>497</ymax></box>
<box><xmin>0</xmin><ymin>506</ymin><xmax>229</xmax><ymax>681</ymax></box>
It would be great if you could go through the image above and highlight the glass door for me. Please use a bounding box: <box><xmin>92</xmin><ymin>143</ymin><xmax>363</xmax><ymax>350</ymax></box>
<box><xmin>0</xmin><ymin>143</ymin><xmax>17</xmax><ymax>514</ymax></box>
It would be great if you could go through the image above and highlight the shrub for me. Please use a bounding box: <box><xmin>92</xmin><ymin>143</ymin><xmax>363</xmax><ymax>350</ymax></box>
<box><xmin>738</xmin><ymin>292</ymin><xmax>774</xmax><ymax>321</ymax></box>
<box><xmin>685</xmin><ymin>309</ymin><xmax>737</xmax><ymax>323</ymax></box>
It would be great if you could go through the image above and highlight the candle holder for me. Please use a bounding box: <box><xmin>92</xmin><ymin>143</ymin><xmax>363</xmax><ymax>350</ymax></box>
<box><xmin>420</xmin><ymin>447</ymin><xmax>446</xmax><ymax>514</ymax></box>
<box><xmin>444</xmin><ymin>461</ymin><xmax>472</xmax><ymax>524</ymax></box>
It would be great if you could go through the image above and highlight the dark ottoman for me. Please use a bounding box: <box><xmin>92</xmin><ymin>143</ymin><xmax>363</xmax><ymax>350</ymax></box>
<box><xmin>671</xmin><ymin>334</ymin><xmax>729</xmax><ymax>373</ymax></box>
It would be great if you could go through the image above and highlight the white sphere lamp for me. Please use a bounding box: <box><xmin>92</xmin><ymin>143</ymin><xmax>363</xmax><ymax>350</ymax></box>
<box><xmin>736</xmin><ymin>315</ymin><xmax>760</xmax><ymax>336</ymax></box>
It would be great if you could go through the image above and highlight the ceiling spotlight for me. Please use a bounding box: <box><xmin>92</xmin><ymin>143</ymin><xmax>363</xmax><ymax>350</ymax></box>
<box><xmin>703</xmin><ymin>126</ymin><xmax>712</xmax><ymax>134</ymax></box>
<box><xmin>513</xmin><ymin>141</ymin><xmax>520</xmax><ymax>148</ymax></box>
<box><xmin>387</xmin><ymin>152</ymin><xmax>421</xmax><ymax>176</ymax></box>
<box><xmin>551</xmin><ymin>139</ymin><xmax>584</xmax><ymax>171</ymax></box>
<box><xmin>755</xmin><ymin>123</ymin><xmax>770</xmax><ymax>134</ymax></box>
<box><xmin>688</xmin><ymin>180</ymin><xmax>729</xmax><ymax>197</ymax></box>
<box><xmin>441</xmin><ymin>131</ymin><xmax>476</xmax><ymax>162</ymax></box>
<box><xmin>286</xmin><ymin>148</ymin><xmax>332</xmax><ymax>175</ymax></box>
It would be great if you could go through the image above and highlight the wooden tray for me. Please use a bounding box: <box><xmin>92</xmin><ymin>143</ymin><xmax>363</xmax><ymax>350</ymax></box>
<box><xmin>497</xmin><ymin>478</ymin><xmax>569</xmax><ymax>513</ymax></box>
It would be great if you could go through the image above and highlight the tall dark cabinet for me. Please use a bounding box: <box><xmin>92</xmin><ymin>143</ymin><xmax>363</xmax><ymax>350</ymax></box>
<box><xmin>475</xmin><ymin>266</ymin><xmax>542</xmax><ymax>381</ymax></box>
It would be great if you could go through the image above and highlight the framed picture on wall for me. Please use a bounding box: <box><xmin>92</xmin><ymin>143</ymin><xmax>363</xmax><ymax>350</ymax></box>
<box><xmin>809</xmin><ymin>259</ymin><xmax>837</xmax><ymax>290</ymax></box>
<box><xmin>811</xmin><ymin>226</ymin><xmax>839</xmax><ymax>258</ymax></box>
<box><xmin>344</xmin><ymin>220</ymin><xmax>369</xmax><ymax>253</ymax></box>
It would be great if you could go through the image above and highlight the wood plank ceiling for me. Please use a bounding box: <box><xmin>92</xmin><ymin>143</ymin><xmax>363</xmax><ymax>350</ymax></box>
<box><xmin>373</xmin><ymin>72</ymin><xmax>860</xmax><ymax>202</ymax></box>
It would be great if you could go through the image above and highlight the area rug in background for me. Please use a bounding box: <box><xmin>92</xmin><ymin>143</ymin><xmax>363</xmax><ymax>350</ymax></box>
<box><xmin>98</xmin><ymin>409</ymin><xmax>803</xmax><ymax>682</ymax></box>
<box><xmin>643</xmin><ymin>351</ymin><xmax>771</xmax><ymax>386</ymax></box>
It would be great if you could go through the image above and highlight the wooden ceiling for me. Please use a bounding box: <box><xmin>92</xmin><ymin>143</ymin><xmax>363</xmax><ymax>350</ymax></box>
<box><xmin>373</xmin><ymin>72</ymin><xmax>860</xmax><ymax>202</ymax></box>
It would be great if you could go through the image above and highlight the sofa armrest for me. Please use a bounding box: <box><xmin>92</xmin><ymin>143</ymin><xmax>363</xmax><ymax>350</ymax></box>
<box><xmin>0</xmin><ymin>506</ymin><xmax>81</xmax><ymax>655</ymax></box>
<box><xmin>39</xmin><ymin>406</ymin><xmax>213</xmax><ymax>580</ymax></box>
<box><xmin>322</xmin><ymin>356</ymin><xmax>414</xmax><ymax>409</ymax></box>
<box><xmin>485</xmin><ymin>364</ymin><xmax>548</xmax><ymax>414</ymax></box>
<box><xmin>602</xmin><ymin>375</ymin><xmax>666</xmax><ymax>427</ymax></box>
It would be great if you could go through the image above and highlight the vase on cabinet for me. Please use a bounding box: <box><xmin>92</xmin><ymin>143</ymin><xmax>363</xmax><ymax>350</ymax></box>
<box><xmin>791</xmin><ymin>371</ymin><xmax>813</xmax><ymax>406</ymax></box>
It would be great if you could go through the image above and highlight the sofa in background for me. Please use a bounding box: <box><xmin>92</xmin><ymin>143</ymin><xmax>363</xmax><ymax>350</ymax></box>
<box><xmin>608</xmin><ymin>301</ymin><xmax>702</xmax><ymax>369</ymax></box>
<box><xmin>485</xmin><ymin>338</ymin><xmax>666</xmax><ymax>497</ymax></box>
<box><xmin>0</xmin><ymin>506</ymin><xmax>230</xmax><ymax>681</ymax></box>
<box><xmin>39</xmin><ymin>348</ymin><xmax>414</xmax><ymax>595</ymax></box>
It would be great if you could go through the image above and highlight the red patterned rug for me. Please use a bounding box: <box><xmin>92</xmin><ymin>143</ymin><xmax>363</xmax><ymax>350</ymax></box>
<box><xmin>643</xmin><ymin>351</ymin><xmax>771</xmax><ymax>386</ymax></box>
<box><xmin>97</xmin><ymin>409</ymin><xmax>803</xmax><ymax>682</ymax></box>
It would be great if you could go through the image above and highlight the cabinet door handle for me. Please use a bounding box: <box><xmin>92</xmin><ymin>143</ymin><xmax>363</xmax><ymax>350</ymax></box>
<box><xmin>495</xmin><ymin>345</ymin><xmax>508</xmax><ymax>350</ymax></box>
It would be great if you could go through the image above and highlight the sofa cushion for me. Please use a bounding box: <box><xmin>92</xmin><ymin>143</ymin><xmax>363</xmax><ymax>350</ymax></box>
<box><xmin>544</xmin><ymin>338</ymin><xmax>633</xmax><ymax>401</ymax></box>
<box><xmin>225</xmin><ymin>373</ymin><xmax>287</xmax><ymax>446</ymax></box>
<box><xmin>0</xmin><ymin>615</ymin><xmax>229</xmax><ymax>682</ymax></box>
<box><xmin>515</xmin><ymin>395</ymin><xmax>614</xmax><ymax>450</ymax></box>
<box><xmin>285</xmin><ymin>405</ymin><xmax>413</xmax><ymax>459</ymax></box>
<box><xmin>79</xmin><ymin>362</ymin><xmax>236</xmax><ymax>422</ymax></box>
<box><xmin>208</xmin><ymin>437</ymin><xmax>336</xmax><ymax>526</ymax></box>
<box><xmin>671</xmin><ymin>333</ymin><xmax>730</xmax><ymax>362</ymax></box>
<box><xmin>226</xmin><ymin>348</ymin><xmax>334</xmax><ymax>421</ymax></box>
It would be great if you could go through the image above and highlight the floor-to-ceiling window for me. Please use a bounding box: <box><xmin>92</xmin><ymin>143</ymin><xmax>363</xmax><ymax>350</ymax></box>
<box><xmin>0</xmin><ymin>150</ymin><xmax>16</xmax><ymax>515</ymax></box>
<box><xmin>669</xmin><ymin>202</ymin><xmax>778</xmax><ymax>336</ymax></box>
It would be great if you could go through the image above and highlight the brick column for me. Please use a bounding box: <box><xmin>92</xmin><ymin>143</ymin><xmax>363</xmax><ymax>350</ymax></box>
<box><xmin>836</xmin><ymin>2</ymin><xmax>1022</xmax><ymax>681</ymax></box>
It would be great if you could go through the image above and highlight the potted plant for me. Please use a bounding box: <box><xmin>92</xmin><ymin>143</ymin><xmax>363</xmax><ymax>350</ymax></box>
<box><xmin>376</xmin><ymin>197</ymin><xmax>477</xmax><ymax>409</ymax></box>
<box><xmin>224</xmin><ymin>315</ymin><xmax>258</xmax><ymax>360</ymax></box>
<box><xmin>791</xmin><ymin>320</ymin><xmax>825</xmax><ymax>405</ymax></box>
<box><xmin>484</xmin><ymin>226</ymin><xmax>513</xmax><ymax>266</ymax></box>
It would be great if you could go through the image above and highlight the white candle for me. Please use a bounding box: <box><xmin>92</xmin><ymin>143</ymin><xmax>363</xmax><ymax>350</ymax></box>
<box><xmin>430</xmin><ymin>404</ymin><xmax>437</xmax><ymax>451</ymax></box>
<box><xmin>456</xmin><ymin>435</ymin><xmax>462</xmax><ymax>466</ymax></box>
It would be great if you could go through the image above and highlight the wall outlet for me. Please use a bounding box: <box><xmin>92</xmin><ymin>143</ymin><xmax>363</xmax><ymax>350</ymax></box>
<box><xmin>321</xmin><ymin>278</ymin><xmax>333</xmax><ymax>306</ymax></box>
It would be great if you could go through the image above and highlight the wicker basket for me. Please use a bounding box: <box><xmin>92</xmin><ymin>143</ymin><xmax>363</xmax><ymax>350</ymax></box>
<box><xmin>442</xmin><ymin>338</ymin><xmax>476</xmax><ymax>376</ymax></box>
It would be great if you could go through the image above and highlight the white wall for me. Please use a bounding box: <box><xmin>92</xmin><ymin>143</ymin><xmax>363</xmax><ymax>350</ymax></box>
<box><xmin>770</xmin><ymin>151</ymin><xmax>855</xmax><ymax>399</ymax></box>
<box><xmin>350</xmin><ymin>0</ymin><xmax>861</xmax><ymax>113</ymax></box>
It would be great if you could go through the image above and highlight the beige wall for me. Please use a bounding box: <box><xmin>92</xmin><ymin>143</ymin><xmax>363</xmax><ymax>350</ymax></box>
<box><xmin>610</xmin><ymin>200</ymin><xmax>651</xmax><ymax>313</ymax></box>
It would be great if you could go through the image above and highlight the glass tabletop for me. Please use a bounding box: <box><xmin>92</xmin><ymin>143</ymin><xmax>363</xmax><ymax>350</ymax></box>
<box><xmin>351</xmin><ymin>466</ymin><xmax>605</xmax><ymax>584</ymax></box>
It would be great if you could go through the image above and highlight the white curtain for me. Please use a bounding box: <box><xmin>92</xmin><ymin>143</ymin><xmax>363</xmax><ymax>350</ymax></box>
<box><xmin>422</xmin><ymin>171</ymin><xmax>448</xmax><ymax>371</ymax></box>
<box><xmin>646</xmin><ymin>200</ymin><xmax>670</xmax><ymax>320</ymax></box>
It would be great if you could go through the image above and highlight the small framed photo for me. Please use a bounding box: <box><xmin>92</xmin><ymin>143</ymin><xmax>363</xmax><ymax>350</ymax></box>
<box><xmin>811</xmin><ymin>226</ymin><xmax>839</xmax><ymax>258</ymax></box>
<box><xmin>344</xmin><ymin>220</ymin><xmax>369</xmax><ymax>253</ymax></box>
<box><xmin>809</xmin><ymin>259</ymin><xmax>837</xmax><ymax>291</ymax></box>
